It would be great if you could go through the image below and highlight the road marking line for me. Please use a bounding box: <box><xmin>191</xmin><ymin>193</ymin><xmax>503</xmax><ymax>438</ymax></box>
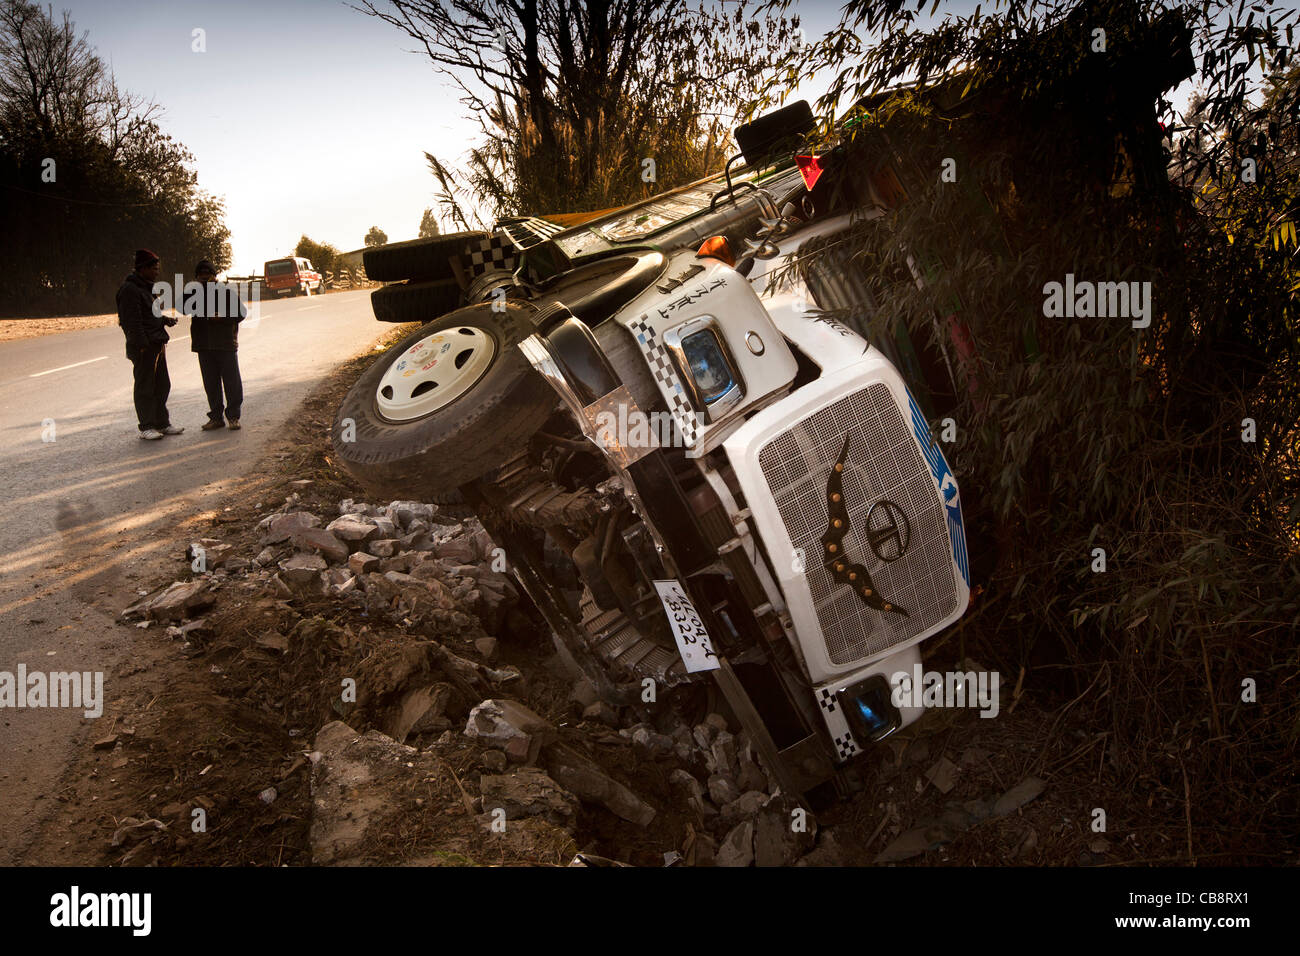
<box><xmin>299</xmin><ymin>304</ymin><xmax>322</xmax><ymax>311</ymax></box>
<box><xmin>172</xmin><ymin>335</ymin><xmax>189</xmax><ymax>342</ymax></box>
<box><xmin>30</xmin><ymin>356</ymin><xmax>108</xmax><ymax>378</ymax></box>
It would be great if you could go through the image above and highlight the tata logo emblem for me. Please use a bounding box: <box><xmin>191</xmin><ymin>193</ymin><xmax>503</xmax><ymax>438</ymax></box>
<box><xmin>866</xmin><ymin>500</ymin><xmax>910</xmax><ymax>562</ymax></box>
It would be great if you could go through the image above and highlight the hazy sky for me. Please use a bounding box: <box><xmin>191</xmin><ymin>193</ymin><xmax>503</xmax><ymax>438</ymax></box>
<box><xmin>62</xmin><ymin>0</ymin><xmax>484</xmax><ymax>273</ymax></box>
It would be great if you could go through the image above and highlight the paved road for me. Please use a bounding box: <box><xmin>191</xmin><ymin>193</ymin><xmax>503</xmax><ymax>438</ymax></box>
<box><xmin>0</xmin><ymin>289</ymin><xmax>386</xmax><ymax>862</ymax></box>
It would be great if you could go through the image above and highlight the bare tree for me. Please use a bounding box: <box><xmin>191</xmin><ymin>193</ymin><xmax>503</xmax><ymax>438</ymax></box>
<box><xmin>359</xmin><ymin>0</ymin><xmax>801</xmax><ymax>215</ymax></box>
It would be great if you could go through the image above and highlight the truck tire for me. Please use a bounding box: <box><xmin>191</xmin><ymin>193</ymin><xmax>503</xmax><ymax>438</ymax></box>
<box><xmin>429</xmin><ymin>488</ymin><xmax>474</xmax><ymax>519</ymax></box>
<box><xmin>362</xmin><ymin>231</ymin><xmax>488</xmax><ymax>282</ymax></box>
<box><xmin>332</xmin><ymin>302</ymin><xmax>555</xmax><ymax>500</ymax></box>
<box><xmin>371</xmin><ymin>279</ymin><xmax>462</xmax><ymax>324</ymax></box>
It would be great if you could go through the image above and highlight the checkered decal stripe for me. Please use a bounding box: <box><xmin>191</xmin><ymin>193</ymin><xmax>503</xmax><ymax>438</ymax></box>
<box><xmin>627</xmin><ymin>317</ymin><xmax>701</xmax><ymax>445</ymax></box>
<box><xmin>465</xmin><ymin>235</ymin><xmax>517</xmax><ymax>278</ymax></box>
<box><xmin>814</xmin><ymin>681</ymin><xmax>860</xmax><ymax>763</ymax></box>
<box><xmin>834</xmin><ymin>731</ymin><xmax>860</xmax><ymax>761</ymax></box>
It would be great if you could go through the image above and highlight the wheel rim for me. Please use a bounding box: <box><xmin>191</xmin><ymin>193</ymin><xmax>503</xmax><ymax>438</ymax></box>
<box><xmin>376</xmin><ymin>325</ymin><xmax>497</xmax><ymax>422</ymax></box>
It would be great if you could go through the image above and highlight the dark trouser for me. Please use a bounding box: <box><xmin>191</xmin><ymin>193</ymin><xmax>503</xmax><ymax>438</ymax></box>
<box><xmin>197</xmin><ymin>349</ymin><xmax>243</xmax><ymax>422</ymax></box>
<box><xmin>131</xmin><ymin>345</ymin><xmax>171</xmax><ymax>431</ymax></box>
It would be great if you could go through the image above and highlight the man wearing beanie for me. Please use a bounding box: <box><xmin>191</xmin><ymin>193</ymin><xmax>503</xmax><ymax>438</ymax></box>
<box><xmin>184</xmin><ymin>259</ymin><xmax>245</xmax><ymax>430</ymax></box>
<box><xmin>116</xmin><ymin>249</ymin><xmax>182</xmax><ymax>440</ymax></box>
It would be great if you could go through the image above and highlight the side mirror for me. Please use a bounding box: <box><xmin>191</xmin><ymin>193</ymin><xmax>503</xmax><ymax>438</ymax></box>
<box><xmin>734</xmin><ymin>100</ymin><xmax>817</xmax><ymax>168</ymax></box>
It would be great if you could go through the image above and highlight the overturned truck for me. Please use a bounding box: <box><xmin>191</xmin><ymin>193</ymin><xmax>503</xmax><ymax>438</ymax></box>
<box><xmin>332</xmin><ymin>101</ymin><xmax>979</xmax><ymax>798</ymax></box>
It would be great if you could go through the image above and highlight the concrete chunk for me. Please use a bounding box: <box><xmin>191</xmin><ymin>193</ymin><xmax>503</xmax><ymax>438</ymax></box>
<box><xmin>479</xmin><ymin>769</ymin><xmax>579</xmax><ymax>828</ymax></box>
<box><xmin>291</xmin><ymin>528</ymin><xmax>349</xmax><ymax>564</ymax></box>
<box><xmin>279</xmin><ymin>552</ymin><xmax>327</xmax><ymax>584</ymax></box>
<box><xmin>544</xmin><ymin>742</ymin><xmax>655</xmax><ymax>826</ymax></box>
<box><xmin>716</xmin><ymin>820</ymin><xmax>755</xmax><ymax>867</ymax></box>
<box><xmin>259</xmin><ymin>511</ymin><xmax>320</xmax><ymax>544</ymax></box>
<box><xmin>464</xmin><ymin>699</ymin><xmax>556</xmax><ymax>764</ymax></box>
<box><xmin>348</xmin><ymin>552</ymin><xmax>380</xmax><ymax>576</ymax></box>
<box><xmin>325</xmin><ymin>513</ymin><xmax>379</xmax><ymax>544</ymax></box>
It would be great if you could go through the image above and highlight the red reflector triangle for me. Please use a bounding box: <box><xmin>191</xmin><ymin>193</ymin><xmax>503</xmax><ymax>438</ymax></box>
<box><xmin>796</xmin><ymin>154</ymin><xmax>823</xmax><ymax>191</ymax></box>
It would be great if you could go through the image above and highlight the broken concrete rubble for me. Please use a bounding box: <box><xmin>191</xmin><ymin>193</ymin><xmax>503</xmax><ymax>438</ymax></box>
<box><xmin>258</xmin><ymin>511</ymin><xmax>320</xmax><ymax>544</ymax></box>
<box><xmin>348</xmin><ymin>551</ymin><xmax>380</xmax><ymax>576</ymax></box>
<box><xmin>122</xmin><ymin>579</ymin><xmax>214</xmax><ymax>622</ymax></box>
<box><xmin>278</xmin><ymin>552</ymin><xmax>326</xmax><ymax>585</ymax></box>
<box><xmin>369</xmin><ymin>538</ymin><xmax>400</xmax><ymax>558</ymax></box>
<box><xmin>707</xmin><ymin>773</ymin><xmax>742</xmax><ymax>807</ymax></box>
<box><xmin>478</xmin><ymin>768</ymin><xmax>579</xmax><ymax>827</ymax></box>
<box><xmin>754</xmin><ymin>795</ymin><xmax>816</xmax><ymax>867</ymax></box>
<box><xmin>385</xmin><ymin>500</ymin><xmax>435</xmax><ymax>527</ymax></box>
<box><xmin>388</xmin><ymin>684</ymin><xmax>454</xmax><ymax>743</ymax></box>
<box><xmin>464</xmin><ymin>699</ymin><xmax>556</xmax><ymax>764</ymax></box>
<box><xmin>324</xmin><ymin>567</ymin><xmax>356</xmax><ymax>596</ymax></box>
<box><xmin>629</xmin><ymin>725</ymin><xmax>674</xmax><ymax>755</ymax></box>
<box><xmin>131</xmin><ymin>488</ymin><xmax>849</xmax><ymax>866</ymax></box>
<box><xmin>718</xmin><ymin>789</ymin><xmax>767</xmax><ymax>827</ymax></box>
<box><xmin>187</xmin><ymin>539</ymin><xmax>234</xmax><ymax>569</ymax></box>
<box><xmin>290</xmin><ymin>527</ymin><xmax>349</xmax><ymax>563</ymax></box>
<box><xmin>543</xmin><ymin>742</ymin><xmax>656</xmax><ymax>827</ymax></box>
<box><xmin>325</xmin><ymin>513</ymin><xmax>382</xmax><ymax>545</ymax></box>
<box><xmin>716</xmin><ymin>820</ymin><xmax>755</xmax><ymax>867</ymax></box>
<box><xmin>309</xmin><ymin>721</ymin><xmax>430</xmax><ymax>865</ymax></box>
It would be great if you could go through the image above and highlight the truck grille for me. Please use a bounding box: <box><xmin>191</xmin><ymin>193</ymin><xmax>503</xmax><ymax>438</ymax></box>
<box><xmin>757</xmin><ymin>384</ymin><xmax>958</xmax><ymax>666</ymax></box>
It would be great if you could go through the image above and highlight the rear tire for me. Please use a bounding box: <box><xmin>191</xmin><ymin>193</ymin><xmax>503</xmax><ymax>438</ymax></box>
<box><xmin>332</xmin><ymin>302</ymin><xmax>554</xmax><ymax>500</ymax></box>
<box><xmin>362</xmin><ymin>231</ymin><xmax>488</xmax><ymax>283</ymax></box>
<box><xmin>371</xmin><ymin>279</ymin><xmax>462</xmax><ymax>324</ymax></box>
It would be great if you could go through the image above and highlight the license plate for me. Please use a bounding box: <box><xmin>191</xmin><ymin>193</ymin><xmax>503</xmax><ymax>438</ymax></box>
<box><xmin>654</xmin><ymin>579</ymin><xmax>719</xmax><ymax>673</ymax></box>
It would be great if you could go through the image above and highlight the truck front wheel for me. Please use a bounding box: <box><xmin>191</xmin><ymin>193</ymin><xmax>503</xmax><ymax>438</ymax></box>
<box><xmin>331</xmin><ymin>301</ymin><xmax>555</xmax><ymax>501</ymax></box>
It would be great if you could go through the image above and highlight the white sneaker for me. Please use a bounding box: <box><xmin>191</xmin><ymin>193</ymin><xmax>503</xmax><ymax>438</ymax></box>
<box><xmin>139</xmin><ymin>429</ymin><xmax>164</xmax><ymax>440</ymax></box>
<box><xmin>161</xmin><ymin>425</ymin><xmax>185</xmax><ymax>435</ymax></box>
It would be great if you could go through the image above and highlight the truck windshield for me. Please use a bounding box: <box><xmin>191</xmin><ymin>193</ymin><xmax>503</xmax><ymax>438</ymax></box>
<box><xmin>592</xmin><ymin>182</ymin><xmax>727</xmax><ymax>242</ymax></box>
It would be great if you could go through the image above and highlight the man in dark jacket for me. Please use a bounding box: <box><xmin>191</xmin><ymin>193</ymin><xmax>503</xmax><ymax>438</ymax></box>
<box><xmin>184</xmin><ymin>259</ymin><xmax>245</xmax><ymax>430</ymax></box>
<box><xmin>116</xmin><ymin>248</ymin><xmax>182</xmax><ymax>440</ymax></box>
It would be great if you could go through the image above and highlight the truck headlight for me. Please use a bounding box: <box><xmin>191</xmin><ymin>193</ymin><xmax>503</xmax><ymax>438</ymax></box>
<box><xmin>836</xmin><ymin>674</ymin><xmax>901</xmax><ymax>744</ymax></box>
<box><xmin>683</xmin><ymin>329</ymin><xmax>734</xmax><ymax>403</ymax></box>
<box><xmin>664</xmin><ymin>315</ymin><xmax>744</xmax><ymax>423</ymax></box>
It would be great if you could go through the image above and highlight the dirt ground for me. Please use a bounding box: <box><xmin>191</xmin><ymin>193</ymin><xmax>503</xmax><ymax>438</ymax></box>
<box><xmin>0</xmin><ymin>313</ymin><xmax>120</xmax><ymax>341</ymax></box>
